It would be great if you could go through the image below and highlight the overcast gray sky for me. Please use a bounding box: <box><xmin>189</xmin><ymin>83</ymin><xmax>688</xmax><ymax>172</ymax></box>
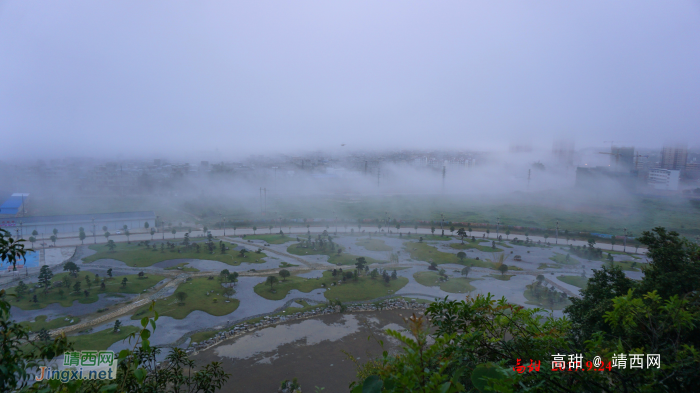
<box><xmin>1</xmin><ymin>1</ymin><xmax>699</xmax><ymax>160</ymax></box>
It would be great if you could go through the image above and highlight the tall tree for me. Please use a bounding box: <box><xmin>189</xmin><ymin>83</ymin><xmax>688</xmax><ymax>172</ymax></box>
<box><xmin>279</xmin><ymin>269</ymin><xmax>290</xmax><ymax>281</ymax></box>
<box><xmin>461</xmin><ymin>266</ymin><xmax>471</xmax><ymax>278</ymax></box>
<box><xmin>266</xmin><ymin>275</ymin><xmax>278</xmax><ymax>290</ymax></box>
<box><xmin>176</xmin><ymin>291</ymin><xmax>188</xmax><ymax>305</ymax></box>
<box><xmin>355</xmin><ymin>257</ymin><xmax>367</xmax><ymax>275</ymax></box>
<box><xmin>38</xmin><ymin>265</ymin><xmax>53</xmax><ymax>293</ymax></box>
<box><xmin>63</xmin><ymin>261</ymin><xmax>80</xmax><ymax>277</ymax></box>
<box><xmin>637</xmin><ymin>227</ymin><xmax>700</xmax><ymax>299</ymax></box>
<box><xmin>456</xmin><ymin>251</ymin><xmax>466</xmax><ymax>263</ymax></box>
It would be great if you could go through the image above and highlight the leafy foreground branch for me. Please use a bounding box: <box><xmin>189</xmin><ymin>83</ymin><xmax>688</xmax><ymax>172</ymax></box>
<box><xmin>350</xmin><ymin>227</ymin><xmax>700</xmax><ymax>393</ymax></box>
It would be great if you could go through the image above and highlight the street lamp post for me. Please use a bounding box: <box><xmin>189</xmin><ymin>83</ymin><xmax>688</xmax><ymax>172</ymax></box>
<box><xmin>222</xmin><ymin>215</ymin><xmax>226</xmax><ymax>236</ymax></box>
<box><xmin>496</xmin><ymin>217</ymin><xmax>500</xmax><ymax>240</ymax></box>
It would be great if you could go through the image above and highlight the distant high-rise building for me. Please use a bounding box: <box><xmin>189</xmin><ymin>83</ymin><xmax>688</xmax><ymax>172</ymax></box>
<box><xmin>660</xmin><ymin>144</ymin><xmax>688</xmax><ymax>171</ymax></box>
<box><xmin>611</xmin><ymin>147</ymin><xmax>635</xmax><ymax>171</ymax></box>
<box><xmin>552</xmin><ymin>140</ymin><xmax>575</xmax><ymax>167</ymax></box>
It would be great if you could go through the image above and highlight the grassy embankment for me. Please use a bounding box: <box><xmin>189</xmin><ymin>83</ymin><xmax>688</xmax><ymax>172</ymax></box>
<box><xmin>254</xmin><ymin>271</ymin><xmax>408</xmax><ymax>302</ymax></box>
<box><xmin>449</xmin><ymin>240</ymin><xmax>503</xmax><ymax>252</ymax></box>
<box><xmin>405</xmin><ymin>242</ymin><xmax>495</xmax><ymax>268</ymax></box>
<box><xmin>241</xmin><ymin>234</ymin><xmax>297</xmax><ymax>244</ymax></box>
<box><xmin>21</xmin><ymin>315</ymin><xmax>82</xmax><ymax>332</ymax></box>
<box><xmin>287</xmin><ymin>243</ymin><xmax>385</xmax><ymax>265</ymax></box>
<box><xmin>6</xmin><ymin>273</ymin><xmax>164</xmax><ymax>310</ymax></box>
<box><xmin>413</xmin><ymin>271</ymin><xmax>478</xmax><ymax>293</ymax></box>
<box><xmin>82</xmin><ymin>243</ymin><xmax>268</xmax><ymax>267</ymax></box>
<box><xmin>131</xmin><ymin>277</ymin><xmax>239</xmax><ymax>320</ymax></box>
<box><xmin>355</xmin><ymin>238</ymin><xmax>393</xmax><ymax>251</ymax></box>
<box><xmin>69</xmin><ymin>326</ymin><xmax>140</xmax><ymax>351</ymax></box>
<box><xmin>557</xmin><ymin>275</ymin><xmax>588</xmax><ymax>289</ymax></box>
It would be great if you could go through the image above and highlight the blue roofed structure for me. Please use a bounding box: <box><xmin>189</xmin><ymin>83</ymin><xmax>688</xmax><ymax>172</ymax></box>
<box><xmin>0</xmin><ymin>193</ymin><xmax>28</xmax><ymax>216</ymax></box>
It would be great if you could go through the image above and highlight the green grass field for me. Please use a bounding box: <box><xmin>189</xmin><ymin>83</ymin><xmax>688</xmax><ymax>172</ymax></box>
<box><xmin>449</xmin><ymin>240</ymin><xmax>503</xmax><ymax>252</ymax></box>
<box><xmin>557</xmin><ymin>275</ymin><xmax>588</xmax><ymax>289</ymax></box>
<box><xmin>287</xmin><ymin>243</ymin><xmax>386</xmax><ymax>265</ymax></box>
<box><xmin>7</xmin><ymin>273</ymin><xmax>165</xmax><ymax>310</ymax></box>
<box><xmin>404</xmin><ymin>242</ymin><xmax>495</xmax><ymax>268</ymax></box>
<box><xmin>130</xmin><ymin>277</ymin><xmax>239</xmax><ymax>320</ymax></box>
<box><xmin>21</xmin><ymin>315</ymin><xmax>81</xmax><ymax>333</ymax></box>
<box><xmin>254</xmin><ymin>271</ymin><xmax>408</xmax><ymax>302</ymax></box>
<box><xmin>413</xmin><ymin>271</ymin><xmax>478</xmax><ymax>293</ymax></box>
<box><xmin>538</xmin><ymin>263</ymin><xmax>562</xmax><ymax>270</ymax></box>
<box><xmin>355</xmin><ymin>238</ymin><xmax>393</xmax><ymax>251</ymax></box>
<box><xmin>488</xmin><ymin>274</ymin><xmax>516</xmax><ymax>281</ymax></box>
<box><xmin>549</xmin><ymin>252</ymin><xmax>578</xmax><ymax>265</ymax></box>
<box><xmin>164</xmin><ymin>263</ymin><xmax>200</xmax><ymax>272</ymax></box>
<box><xmin>69</xmin><ymin>326</ymin><xmax>140</xmax><ymax>351</ymax></box>
<box><xmin>82</xmin><ymin>243</ymin><xmax>268</xmax><ymax>267</ymax></box>
<box><xmin>241</xmin><ymin>234</ymin><xmax>297</xmax><ymax>244</ymax></box>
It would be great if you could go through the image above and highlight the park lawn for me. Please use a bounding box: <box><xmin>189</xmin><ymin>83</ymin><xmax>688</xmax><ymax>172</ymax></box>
<box><xmin>523</xmin><ymin>288</ymin><xmax>572</xmax><ymax>310</ymax></box>
<box><xmin>549</xmin><ymin>252</ymin><xmax>578</xmax><ymax>265</ymax></box>
<box><xmin>242</xmin><ymin>234</ymin><xmax>297</xmax><ymax>244</ymax></box>
<box><xmin>488</xmin><ymin>274</ymin><xmax>516</xmax><ymax>281</ymax></box>
<box><xmin>21</xmin><ymin>315</ymin><xmax>81</xmax><ymax>332</ymax></box>
<box><xmin>324</xmin><ymin>274</ymin><xmax>408</xmax><ymax>302</ymax></box>
<box><xmin>7</xmin><ymin>273</ymin><xmax>165</xmax><ymax>310</ymax></box>
<box><xmin>404</xmin><ymin>242</ymin><xmax>494</xmax><ymax>268</ymax></box>
<box><xmin>69</xmin><ymin>326</ymin><xmax>140</xmax><ymax>351</ymax></box>
<box><xmin>253</xmin><ymin>273</ymin><xmax>326</xmax><ymax>301</ymax></box>
<box><xmin>329</xmin><ymin>253</ymin><xmax>385</xmax><ymax>266</ymax></box>
<box><xmin>287</xmin><ymin>243</ymin><xmax>385</xmax><ymax>265</ymax></box>
<box><xmin>254</xmin><ymin>271</ymin><xmax>408</xmax><ymax>302</ymax></box>
<box><xmin>557</xmin><ymin>275</ymin><xmax>588</xmax><ymax>289</ymax></box>
<box><xmin>279</xmin><ymin>262</ymin><xmax>299</xmax><ymax>268</ymax></box>
<box><xmin>413</xmin><ymin>271</ymin><xmax>478</xmax><ymax>294</ymax></box>
<box><xmin>355</xmin><ymin>238</ymin><xmax>393</xmax><ymax>252</ymax></box>
<box><xmin>82</xmin><ymin>243</ymin><xmax>268</xmax><ymax>267</ymax></box>
<box><xmin>131</xmin><ymin>277</ymin><xmax>239</xmax><ymax>320</ymax></box>
<box><xmin>164</xmin><ymin>263</ymin><xmax>200</xmax><ymax>272</ymax></box>
<box><xmin>538</xmin><ymin>263</ymin><xmax>562</xmax><ymax>270</ymax></box>
<box><xmin>450</xmin><ymin>240</ymin><xmax>503</xmax><ymax>252</ymax></box>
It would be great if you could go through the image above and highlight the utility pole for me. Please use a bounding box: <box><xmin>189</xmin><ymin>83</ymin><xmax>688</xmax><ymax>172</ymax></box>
<box><xmin>555</xmin><ymin>221</ymin><xmax>559</xmax><ymax>245</ymax></box>
<box><xmin>623</xmin><ymin>228</ymin><xmax>627</xmax><ymax>252</ymax></box>
<box><xmin>496</xmin><ymin>217</ymin><xmax>500</xmax><ymax>240</ymax></box>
